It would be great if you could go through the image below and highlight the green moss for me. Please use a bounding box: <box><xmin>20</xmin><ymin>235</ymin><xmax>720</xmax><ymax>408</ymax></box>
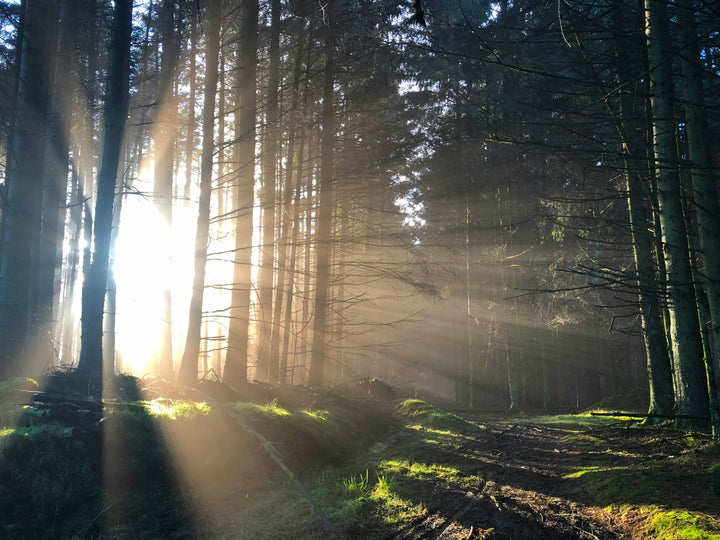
<box><xmin>516</xmin><ymin>412</ymin><xmax>636</xmax><ymax>430</ymax></box>
<box><xmin>396</xmin><ymin>398</ymin><xmax>483</xmax><ymax>436</ymax></box>
<box><xmin>644</xmin><ymin>509</ymin><xmax>720</xmax><ymax>540</ymax></box>
<box><xmin>142</xmin><ymin>398</ymin><xmax>211</xmax><ymax>419</ymax></box>
<box><xmin>383</xmin><ymin>458</ymin><xmax>462</xmax><ymax>484</ymax></box>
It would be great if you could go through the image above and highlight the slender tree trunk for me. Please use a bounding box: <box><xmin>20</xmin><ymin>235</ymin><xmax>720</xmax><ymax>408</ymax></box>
<box><xmin>269</xmin><ymin>22</ymin><xmax>306</xmax><ymax>384</ymax></box>
<box><xmin>59</xmin><ymin>166</ymin><xmax>82</xmax><ymax>365</ymax></box>
<box><xmin>103</xmin><ymin>145</ymin><xmax>127</xmax><ymax>374</ymax></box>
<box><xmin>280</xmin><ymin>133</ymin><xmax>306</xmax><ymax>383</ymax></box>
<box><xmin>308</xmin><ymin>10</ymin><xmax>335</xmax><ymax>388</ymax></box>
<box><xmin>179</xmin><ymin>0</ymin><xmax>221</xmax><ymax>385</ymax></box>
<box><xmin>78</xmin><ymin>0</ymin><xmax>133</xmax><ymax>377</ymax></box>
<box><xmin>676</xmin><ymin>0</ymin><xmax>720</xmax><ymax>434</ymax></box>
<box><xmin>257</xmin><ymin>0</ymin><xmax>281</xmax><ymax>381</ymax></box>
<box><xmin>301</xmin><ymin>149</ymin><xmax>315</xmax><ymax>379</ymax></box>
<box><xmin>35</xmin><ymin>1</ymin><xmax>69</xmax><ymax>372</ymax></box>
<box><xmin>153</xmin><ymin>0</ymin><xmax>179</xmax><ymax>378</ymax></box>
<box><xmin>224</xmin><ymin>0</ymin><xmax>258</xmax><ymax>388</ymax></box>
<box><xmin>645</xmin><ymin>0</ymin><xmax>708</xmax><ymax>419</ymax></box>
<box><xmin>183</xmin><ymin>1</ymin><xmax>197</xmax><ymax>204</ymax></box>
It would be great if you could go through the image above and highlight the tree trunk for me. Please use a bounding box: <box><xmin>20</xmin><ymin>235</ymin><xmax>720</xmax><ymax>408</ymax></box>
<box><xmin>611</xmin><ymin>1</ymin><xmax>674</xmax><ymax>416</ymax></box>
<box><xmin>257</xmin><ymin>0</ymin><xmax>281</xmax><ymax>382</ymax></box>
<box><xmin>179</xmin><ymin>0</ymin><xmax>221</xmax><ymax>385</ymax></box>
<box><xmin>280</xmin><ymin>133</ymin><xmax>306</xmax><ymax>383</ymax></box>
<box><xmin>0</xmin><ymin>0</ymin><xmax>56</xmax><ymax>377</ymax></box>
<box><xmin>676</xmin><ymin>0</ymin><xmax>720</xmax><ymax>434</ymax></box>
<box><xmin>35</xmin><ymin>0</ymin><xmax>69</xmax><ymax>372</ymax></box>
<box><xmin>224</xmin><ymin>0</ymin><xmax>258</xmax><ymax>388</ymax></box>
<box><xmin>308</xmin><ymin>10</ymin><xmax>335</xmax><ymax>388</ymax></box>
<box><xmin>153</xmin><ymin>0</ymin><xmax>179</xmax><ymax>378</ymax></box>
<box><xmin>183</xmin><ymin>0</ymin><xmax>197</xmax><ymax>204</ymax></box>
<box><xmin>78</xmin><ymin>0</ymin><xmax>133</xmax><ymax>377</ymax></box>
<box><xmin>644</xmin><ymin>0</ymin><xmax>708</xmax><ymax>419</ymax></box>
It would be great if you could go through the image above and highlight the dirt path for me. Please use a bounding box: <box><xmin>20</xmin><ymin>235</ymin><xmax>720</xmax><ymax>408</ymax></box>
<box><xmin>390</xmin><ymin>421</ymin><xmax>624</xmax><ymax>539</ymax></box>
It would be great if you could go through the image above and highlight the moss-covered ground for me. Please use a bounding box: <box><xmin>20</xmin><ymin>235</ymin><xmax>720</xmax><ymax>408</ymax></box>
<box><xmin>1</xmin><ymin>372</ymin><xmax>718</xmax><ymax>539</ymax></box>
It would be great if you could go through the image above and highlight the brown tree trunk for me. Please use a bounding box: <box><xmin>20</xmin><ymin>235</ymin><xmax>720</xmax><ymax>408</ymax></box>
<box><xmin>257</xmin><ymin>0</ymin><xmax>281</xmax><ymax>382</ymax></box>
<box><xmin>154</xmin><ymin>0</ymin><xmax>179</xmax><ymax>378</ymax></box>
<box><xmin>224</xmin><ymin>0</ymin><xmax>258</xmax><ymax>388</ymax></box>
<box><xmin>308</xmin><ymin>9</ymin><xmax>336</xmax><ymax>388</ymax></box>
<box><xmin>179</xmin><ymin>0</ymin><xmax>221</xmax><ymax>385</ymax></box>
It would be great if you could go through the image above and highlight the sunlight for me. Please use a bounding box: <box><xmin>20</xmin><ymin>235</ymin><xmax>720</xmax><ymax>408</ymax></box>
<box><xmin>113</xmin><ymin>162</ymin><xmax>239</xmax><ymax>377</ymax></box>
<box><xmin>113</xmin><ymin>166</ymin><xmax>198</xmax><ymax>375</ymax></box>
<box><xmin>114</xmin><ymin>192</ymin><xmax>169</xmax><ymax>374</ymax></box>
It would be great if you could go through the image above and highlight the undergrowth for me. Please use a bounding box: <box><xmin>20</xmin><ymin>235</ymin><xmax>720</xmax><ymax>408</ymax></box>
<box><xmin>2</xmin><ymin>383</ymin><xmax>719</xmax><ymax>540</ymax></box>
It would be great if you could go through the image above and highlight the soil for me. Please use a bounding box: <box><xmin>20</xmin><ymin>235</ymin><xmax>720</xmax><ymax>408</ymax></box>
<box><xmin>376</xmin><ymin>418</ymin><xmax>718</xmax><ymax>540</ymax></box>
<box><xmin>3</xmin><ymin>372</ymin><xmax>718</xmax><ymax>539</ymax></box>
<box><xmin>386</xmin><ymin>421</ymin><xmax>621</xmax><ymax>540</ymax></box>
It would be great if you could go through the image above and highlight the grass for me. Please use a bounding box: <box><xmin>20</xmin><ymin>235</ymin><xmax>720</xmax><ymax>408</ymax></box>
<box><xmin>511</xmin><ymin>411</ymin><xmax>639</xmax><ymax>430</ymax></box>
<box><xmin>141</xmin><ymin>398</ymin><xmax>211</xmax><ymax>419</ymax></box>
<box><xmin>2</xmin><ymin>384</ymin><xmax>719</xmax><ymax>540</ymax></box>
<box><xmin>396</xmin><ymin>398</ymin><xmax>484</xmax><ymax>436</ymax></box>
<box><xmin>205</xmin><ymin>405</ymin><xmax>720</xmax><ymax>540</ymax></box>
<box><xmin>642</xmin><ymin>509</ymin><xmax>720</xmax><ymax>540</ymax></box>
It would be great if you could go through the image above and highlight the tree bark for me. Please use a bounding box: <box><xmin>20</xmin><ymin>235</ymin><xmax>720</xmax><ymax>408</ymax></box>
<box><xmin>676</xmin><ymin>0</ymin><xmax>720</xmax><ymax>435</ymax></box>
<box><xmin>308</xmin><ymin>9</ymin><xmax>336</xmax><ymax>388</ymax></box>
<box><xmin>78</xmin><ymin>0</ymin><xmax>133</xmax><ymax>377</ymax></box>
<box><xmin>611</xmin><ymin>0</ymin><xmax>674</xmax><ymax>416</ymax></box>
<box><xmin>224</xmin><ymin>0</ymin><xmax>258</xmax><ymax>388</ymax></box>
<box><xmin>257</xmin><ymin>0</ymin><xmax>281</xmax><ymax>382</ymax></box>
<box><xmin>179</xmin><ymin>0</ymin><xmax>221</xmax><ymax>385</ymax></box>
<box><xmin>644</xmin><ymin>0</ymin><xmax>708</xmax><ymax>419</ymax></box>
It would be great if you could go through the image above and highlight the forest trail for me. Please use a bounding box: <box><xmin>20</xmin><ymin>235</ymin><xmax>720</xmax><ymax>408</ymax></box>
<box><xmin>339</xmin><ymin>412</ymin><xmax>719</xmax><ymax>540</ymax></box>
<box><xmin>3</xmin><ymin>375</ymin><xmax>719</xmax><ymax>539</ymax></box>
<box><xmin>193</xmin><ymin>398</ymin><xmax>719</xmax><ymax>539</ymax></box>
<box><xmin>377</xmin><ymin>420</ymin><xmax>622</xmax><ymax>540</ymax></box>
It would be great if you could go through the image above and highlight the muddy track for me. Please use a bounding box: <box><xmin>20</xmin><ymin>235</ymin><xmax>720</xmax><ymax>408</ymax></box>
<box><xmin>389</xmin><ymin>422</ymin><xmax>624</xmax><ymax>540</ymax></box>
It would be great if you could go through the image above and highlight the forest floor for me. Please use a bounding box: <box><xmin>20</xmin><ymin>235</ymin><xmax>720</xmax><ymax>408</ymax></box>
<box><xmin>1</xmin><ymin>372</ymin><xmax>719</xmax><ymax>539</ymax></box>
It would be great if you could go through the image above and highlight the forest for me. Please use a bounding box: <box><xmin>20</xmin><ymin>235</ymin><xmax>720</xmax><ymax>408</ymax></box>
<box><xmin>0</xmin><ymin>0</ymin><xmax>719</xmax><ymax>538</ymax></box>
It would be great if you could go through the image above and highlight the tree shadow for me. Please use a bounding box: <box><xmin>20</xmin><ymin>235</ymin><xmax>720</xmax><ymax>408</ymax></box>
<box><xmin>13</xmin><ymin>370</ymin><xmax>200</xmax><ymax>539</ymax></box>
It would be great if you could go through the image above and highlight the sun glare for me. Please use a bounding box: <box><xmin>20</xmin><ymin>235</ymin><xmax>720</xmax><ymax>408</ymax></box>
<box><xmin>114</xmin><ymin>180</ymin><xmax>194</xmax><ymax>374</ymax></box>
<box><xmin>113</xmin><ymin>164</ymin><xmax>238</xmax><ymax>377</ymax></box>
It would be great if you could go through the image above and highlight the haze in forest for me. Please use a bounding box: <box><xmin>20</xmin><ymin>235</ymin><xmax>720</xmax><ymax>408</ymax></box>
<box><xmin>0</xmin><ymin>0</ymin><xmax>717</xmax><ymax>432</ymax></box>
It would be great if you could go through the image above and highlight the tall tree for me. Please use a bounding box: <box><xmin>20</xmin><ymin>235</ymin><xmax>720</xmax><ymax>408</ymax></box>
<box><xmin>0</xmin><ymin>0</ymin><xmax>57</xmax><ymax>377</ymax></box>
<box><xmin>611</xmin><ymin>0</ymin><xmax>673</xmax><ymax>417</ymax></box>
<box><xmin>223</xmin><ymin>0</ymin><xmax>259</xmax><ymax>388</ymax></box>
<box><xmin>308</xmin><ymin>5</ymin><xmax>335</xmax><ymax>388</ymax></box>
<box><xmin>179</xmin><ymin>0</ymin><xmax>221</xmax><ymax>385</ymax></box>
<box><xmin>78</xmin><ymin>0</ymin><xmax>133</xmax><ymax>376</ymax></box>
<box><xmin>676</xmin><ymin>0</ymin><xmax>720</xmax><ymax>433</ymax></box>
<box><xmin>257</xmin><ymin>0</ymin><xmax>281</xmax><ymax>382</ymax></box>
<box><xmin>153</xmin><ymin>0</ymin><xmax>180</xmax><ymax>378</ymax></box>
<box><xmin>644</xmin><ymin>0</ymin><xmax>708</xmax><ymax>420</ymax></box>
<box><xmin>36</xmin><ymin>0</ymin><xmax>71</xmax><ymax>371</ymax></box>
